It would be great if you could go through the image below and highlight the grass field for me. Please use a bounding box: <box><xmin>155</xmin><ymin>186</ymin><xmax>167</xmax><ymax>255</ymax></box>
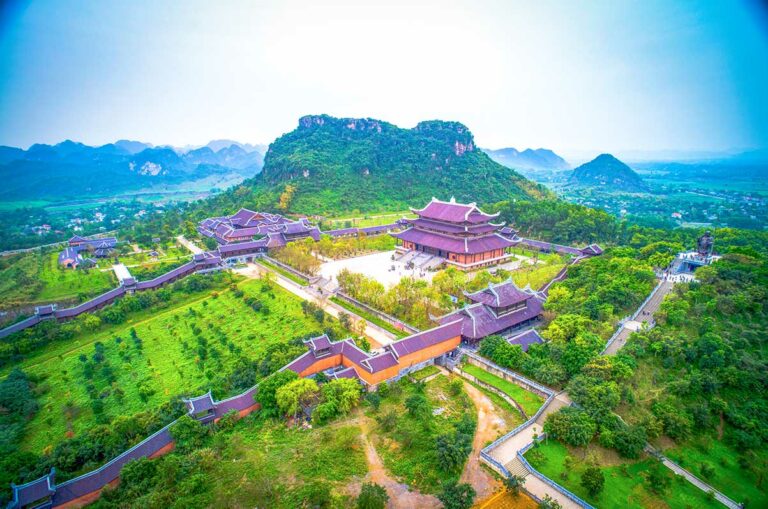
<box><xmin>464</xmin><ymin>379</ymin><xmax>525</xmax><ymax>433</ymax></box>
<box><xmin>664</xmin><ymin>434</ymin><xmax>766</xmax><ymax>508</ymax></box>
<box><xmin>209</xmin><ymin>416</ymin><xmax>368</xmax><ymax>508</ymax></box>
<box><xmin>0</xmin><ymin>250</ymin><xmax>116</xmax><ymax>308</ymax></box>
<box><xmin>370</xmin><ymin>375</ymin><xmax>475</xmax><ymax>494</ymax></box>
<box><xmin>16</xmin><ymin>278</ymin><xmax>340</xmax><ymax>453</ymax></box>
<box><xmin>461</xmin><ymin>364</ymin><xmax>544</xmax><ymax>417</ymax></box>
<box><xmin>525</xmin><ymin>439</ymin><xmax>722</xmax><ymax>509</ymax></box>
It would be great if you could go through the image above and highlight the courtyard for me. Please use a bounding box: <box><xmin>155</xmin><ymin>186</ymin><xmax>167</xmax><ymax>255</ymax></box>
<box><xmin>318</xmin><ymin>250</ymin><xmax>436</xmax><ymax>288</ymax></box>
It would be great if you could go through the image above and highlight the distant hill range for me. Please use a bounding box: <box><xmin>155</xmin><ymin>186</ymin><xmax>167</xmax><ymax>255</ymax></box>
<box><xmin>569</xmin><ymin>153</ymin><xmax>648</xmax><ymax>192</ymax></box>
<box><xmin>245</xmin><ymin>114</ymin><xmax>551</xmax><ymax>214</ymax></box>
<box><xmin>0</xmin><ymin>140</ymin><xmax>263</xmax><ymax>201</ymax></box>
<box><xmin>483</xmin><ymin>147</ymin><xmax>570</xmax><ymax>172</ymax></box>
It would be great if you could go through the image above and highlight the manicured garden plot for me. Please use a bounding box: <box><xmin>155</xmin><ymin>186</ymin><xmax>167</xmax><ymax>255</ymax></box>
<box><xmin>461</xmin><ymin>363</ymin><xmax>544</xmax><ymax>417</ymax></box>
<box><xmin>18</xmin><ymin>278</ymin><xmax>340</xmax><ymax>453</ymax></box>
<box><xmin>525</xmin><ymin>439</ymin><xmax>722</xmax><ymax>509</ymax></box>
<box><xmin>369</xmin><ymin>375</ymin><xmax>476</xmax><ymax>494</ymax></box>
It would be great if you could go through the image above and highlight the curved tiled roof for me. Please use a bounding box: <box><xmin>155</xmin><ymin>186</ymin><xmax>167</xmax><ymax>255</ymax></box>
<box><xmin>464</xmin><ymin>279</ymin><xmax>533</xmax><ymax>308</ymax></box>
<box><xmin>411</xmin><ymin>197</ymin><xmax>499</xmax><ymax>224</ymax></box>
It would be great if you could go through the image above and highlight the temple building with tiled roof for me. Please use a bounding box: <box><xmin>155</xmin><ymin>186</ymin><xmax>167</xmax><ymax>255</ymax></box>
<box><xmin>58</xmin><ymin>236</ymin><xmax>118</xmax><ymax>269</ymax></box>
<box><xmin>436</xmin><ymin>279</ymin><xmax>544</xmax><ymax>342</ymax></box>
<box><xmin>284</xmin><ymin>320</ymin><xmax>463</xmax><ymax>387</ymax></box>
<box><xmin>198</xmin><ymin>208</ymin><xmax>321</xmax><ymax>246</ymax></box>
<box><xmin>391</xmin><ymin>197</ymin><xmax>516</xmax><ymax>269</ymax></box>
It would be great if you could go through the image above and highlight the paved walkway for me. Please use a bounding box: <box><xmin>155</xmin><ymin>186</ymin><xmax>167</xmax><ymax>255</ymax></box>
<box><xmin>603</xmin><ymin>279</ymin><xmax>674</xmax><ymax>355</ymax></box>
<box><xmin>233</xmin><ymin>263</ymin><xmax>397</xmax><ymax>349</ymax></box>
<box><xmin>176</xmin><ymin>235</ymin><xmax>203</xmax><ymax>255</ymax></box>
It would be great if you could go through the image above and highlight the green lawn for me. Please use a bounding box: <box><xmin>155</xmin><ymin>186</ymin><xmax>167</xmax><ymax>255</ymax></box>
<box><xmin>526</xmin><ymin>439</ymin><xmax>722</xmax><ymax>509</ymax></box>
<box><xmin>664</xmin><ymin>434</ymin><xmax>766</xmax><ymax>508</ymax></box>
<box><xmin>461</xmin><ymin>363</ymin><xmax>544</xmax><ymax>417</ymax></box>
<box><xmin>17</xmin><ymin>278</ymin><xmax>340</xmax><ymax>453</ymax></box>
<box><xmin>464</xmin><ymin>379</ymin><xmax>525</xmax><ymax>434</ymax></box>
<box><xmin>370</xmin><ymin>375</ymin><xmax>476</xmax><ymax>494</ymax></box>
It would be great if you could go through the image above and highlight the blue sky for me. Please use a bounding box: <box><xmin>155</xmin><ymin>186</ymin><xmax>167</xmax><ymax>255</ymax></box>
<box><xmin>0</xmin><ymin>0</ymin><xmax>766</xmax><ymax>158</ymax></box>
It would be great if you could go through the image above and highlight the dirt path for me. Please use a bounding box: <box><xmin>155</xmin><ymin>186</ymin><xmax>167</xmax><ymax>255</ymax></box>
<box><xmin>460</xmin><ymin>381</ymin><xmax>505</xmax><ymax>500</ymax></box>
<box><xmin>353</xmin><ymin>418</ymin><xmax>441</xmax><ymax>509</ymax></box>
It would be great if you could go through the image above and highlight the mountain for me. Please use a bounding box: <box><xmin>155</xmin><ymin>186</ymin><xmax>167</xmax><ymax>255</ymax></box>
<box><xmin>0</xmin><ymin>140</ymin><xmax>264</xmax><ymax>202</ymax></box>
<box><xmin>484</xmin><ymin>147</ymin><xmax>570</xmax><ymax>172</ymax></box>
<box><xmin>205</xmin><ymin>139</ymin><xmax>263</xmax><ymax>154</ymax></box>
<box><xmin>569</xmin><ymin>153</ymin><xmax>648</xmax><ymax>192</ymax></box>
<box><xmin>241</xmin><ymin>114</ymin><xmax>550</xmax><ymax>214</ymax></box>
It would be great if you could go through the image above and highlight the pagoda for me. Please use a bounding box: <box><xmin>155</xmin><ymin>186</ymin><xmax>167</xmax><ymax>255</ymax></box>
<box><xmin>436</xmin><ymin>279</ymin><xmax>544</xmax><ymax>343</ymax></box>
<box><xmin>391</xmin><ymin>197</ymin><xmax>516</xmax><ymax>269</ymax></box>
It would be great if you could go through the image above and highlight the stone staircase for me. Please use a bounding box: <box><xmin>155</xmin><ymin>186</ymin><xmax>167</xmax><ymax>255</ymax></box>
<box><xmin>505</xmin><ymin>456</ymin><xmax>531</xmax><ymax>478</ymax></box>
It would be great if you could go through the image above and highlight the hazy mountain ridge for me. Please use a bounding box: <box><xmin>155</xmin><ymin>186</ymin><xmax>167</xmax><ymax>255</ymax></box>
<box><xmin>483</xmin><ymin>147</ymin><xmax>570</xmax><ymax>172</ymax></box>
<box><xmin>0</xmin><ymin>140</ymin><xmax>264</xmax><ymax>201</ymax></box>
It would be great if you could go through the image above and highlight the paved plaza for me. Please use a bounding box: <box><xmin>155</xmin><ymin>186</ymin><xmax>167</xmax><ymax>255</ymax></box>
<box><xmin>318</xmin><ymin>250</ymin><xmax>436</xmax><ymax>288</ymax></box>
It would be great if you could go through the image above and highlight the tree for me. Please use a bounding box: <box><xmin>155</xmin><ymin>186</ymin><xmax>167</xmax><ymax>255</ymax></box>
<box><xmin>580</xmin><ymin>466</ymin><xmax>605</xmax><ymax>496</ymax></box>
<box><xmin>503</xmin><ymin>474</ymin><xmax>527</xmax><ymax>497</ymax></box>
<box><xmin>256</xmin><ymin>370</ymin><xmax>298</xmax><ymax>417</ymax></box>
<box><xmin>357</xmin><ymin>482</ymin><xmax>389</xmax><ymax>509</ymax></box>
<box><xmin>437</xmin><ymin>481</ymin><xmax>476</xmax><ymax>509</ymax></box>
<box><xmin>170</xmin><ymin>415</ymin><xmax>209</xmax><ymax>453</ymax></box>
<box><xmin>436</xmin><ymin>432</ymin><xmax>472</xmax><ymax>471</ymax></box>
<box><xmin>538</xmin><ymin>494</ymin><xmax>563</xmax><ymax>509</ymax></box>
<box><xmin>405</xmin><ymin>393</ymin><xmax>430</xmax><ymax>419</ymax></box>
<box><xmin>544</xmin><ymin>407</ymin><xmax>597</xmax><ymax>446</ymax></box>
<box><xmin>276</xmin><ymin>378</ymin><xmax>319</xmax><ymax>418</ymax></box>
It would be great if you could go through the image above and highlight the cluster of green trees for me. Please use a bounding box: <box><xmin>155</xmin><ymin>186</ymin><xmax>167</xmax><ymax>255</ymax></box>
<box><xmin>477</xmin><ymin>248</ymin><xmax>656</xmax><ymax>388</ymax></box>
<box><xmin>540</xmin><ymin>248</ymin><xmax>768</xmax><ymax>499</ymax></box>
<box><xmin>256</xmin><ymin>369</ymin><xmax>363</xmax><ymax>425</ymax></box>
<box><xmin>624</xmin><ymin>253</ymin><xmax>767</xmax><ymax>457</ymax></box>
